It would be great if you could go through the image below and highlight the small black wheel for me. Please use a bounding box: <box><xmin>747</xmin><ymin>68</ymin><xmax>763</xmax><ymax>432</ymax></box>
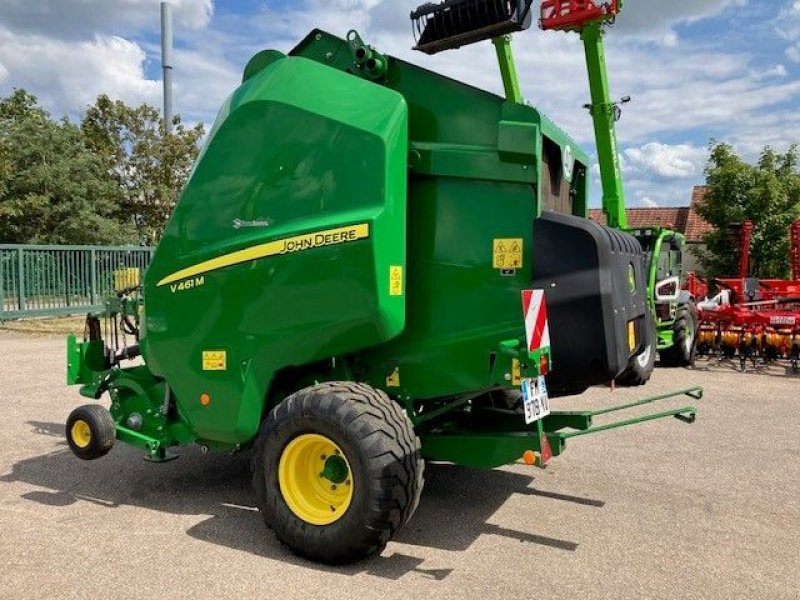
<box><xmin>616</xmin><ymin>316</ymin><xmax>656</xmax><ymax>387</ymax></box>
<box><xmin>660</xmin><ymin>300</ymin><xmax>699</xmax><ymax>367</ymax></box>
<box><xmin>66</xmin><ymin>404</ymin><xmax>116</xmax><ymax>460</ymax></box>
<box><xmin>251</xmin><ymin>382</ymin><xmax>424</xmax><ymax>564</ymax></box>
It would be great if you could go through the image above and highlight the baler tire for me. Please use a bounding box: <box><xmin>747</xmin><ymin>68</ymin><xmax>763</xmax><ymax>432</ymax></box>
<box><xmin>615</xmin><ymin>317</ymin><xmax>656</xmax><ymax>387</ymax></box>
<box><xmin>66</xmin><ymin>404</ymin><xmax>116</xmax><ymax>460</ymax></box>
<box><xmin>251</xmin><ymin>382</ymin><xmax>424</xmax><ymax>564</ymax></box>
<box><xmin>659</xmin><ymin>300</ymin><xmax>699</xmax><ymax>368</ymax></box>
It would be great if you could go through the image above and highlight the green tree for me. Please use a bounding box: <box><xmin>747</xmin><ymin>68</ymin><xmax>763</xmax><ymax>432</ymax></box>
<box><xmin>697</xmin><ymin>142</ymin><xmax>800</xmax><ymax>280</ymax></box>
<box><xmin>0</xmin><ymin>89</ymin><xmax>133</xmax><ymax>244</ymax></box>
<box><xmin>81</xmin><ymin>94</ymin><xmax>204</xmax><ymax>244</ymax></box>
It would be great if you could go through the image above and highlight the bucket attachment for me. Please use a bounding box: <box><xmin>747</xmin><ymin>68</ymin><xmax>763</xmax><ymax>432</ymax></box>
<box><xmin>540</xmin><ymin>0</ymin><xmax>620</xmax><ymax>31</ymax></box>
<box><xmin>411</xmin><ymin>0</ymin><xmax>533</xmax><ymax>55</ymax></box>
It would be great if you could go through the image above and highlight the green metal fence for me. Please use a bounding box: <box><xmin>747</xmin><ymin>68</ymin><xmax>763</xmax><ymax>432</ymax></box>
<box><xmin>0</xmin><ymin>245</ymin><xmax>154</xmax><ymax>320</ymax></box>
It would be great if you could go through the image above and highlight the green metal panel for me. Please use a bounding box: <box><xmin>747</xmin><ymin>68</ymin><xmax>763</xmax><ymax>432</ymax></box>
<box><xmin>17</xmin><ymin>248</ymin><xmax>25</xmax><ymax>312</ymax></box>
<box><xmin>140</xmin><ymin>53</ymin><xmax>409</xmax><ymax>445</ymax></box>
<box><xmin>292</xmin><ymin>32</ymin><xmax>583</xmax><ymax>401</ymax></box>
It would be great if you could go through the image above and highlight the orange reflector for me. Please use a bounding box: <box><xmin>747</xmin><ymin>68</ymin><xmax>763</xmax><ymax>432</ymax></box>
<box><xmin>522</xmin><ymin>450</ymin><xmax>537</xmax><ymax>466</ymax></box>
<box><xmin>200</xmin><ymin>393</ymin><xmax>211</xmax><ymax>407</ymax></box>
<box><xmin>539</xmin><ymin>353</ymin><xmax>549</xmax><ymax>376</ymax></box>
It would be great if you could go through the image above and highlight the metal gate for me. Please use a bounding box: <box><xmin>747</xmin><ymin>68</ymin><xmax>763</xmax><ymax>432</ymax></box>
<box><xmin>0</xmin><ymin>245</ymin><xmax>154</xmax><ymax>320</ymax></box>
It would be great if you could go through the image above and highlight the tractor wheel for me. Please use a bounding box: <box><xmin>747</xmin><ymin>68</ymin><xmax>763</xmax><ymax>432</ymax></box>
<box><xmin>660</xmin><ymin>300</ymin><xmax>699</xmax><ymax>367</ymax></box>
<box><xmin>251</xmin><ymin>382</ymin><xmax>424</xmax><ymax>564</ymax></box>
<box><xmin>615</xmin><ymin>317</ymin><xmax>656</xmax><ymax>387</ymax></box>
<box><xmin>66</xmin><ymin>404</ymin><xmax>116</xmax><ymax>460</ymax></box>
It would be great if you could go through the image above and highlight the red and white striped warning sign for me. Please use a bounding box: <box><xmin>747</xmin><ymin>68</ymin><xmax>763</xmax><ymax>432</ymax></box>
<box><xmin>521</xmin><ymin>290</ymin><xmax>551</xmax><ymax>352</ymax></box>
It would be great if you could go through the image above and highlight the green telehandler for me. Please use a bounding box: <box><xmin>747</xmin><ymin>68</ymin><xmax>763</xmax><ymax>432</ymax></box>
<box><xmin>64</xmin><ymin>0</ymin><xmax>701</xmax><ymax>564</ymax></box>
<box><xmin>538</xmin><ymin>0</ymin><xmax>699</xmax><ymax>385</ymax></box>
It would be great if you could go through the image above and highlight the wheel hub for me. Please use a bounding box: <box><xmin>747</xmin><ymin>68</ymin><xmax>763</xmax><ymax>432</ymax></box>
<box><xmin>278</xmin><ymin>433</ymin><xmax>353</xmax><ymax>526</ymax></box>
<box><xmin>70</xmin><ymin>419</ymin><xmax>92</xmax><ymax>449</ymax></box>
<box><xmin>322</xmin><ymin>454</ymin><xmax>349</xmax><ymax>484</ymax></box>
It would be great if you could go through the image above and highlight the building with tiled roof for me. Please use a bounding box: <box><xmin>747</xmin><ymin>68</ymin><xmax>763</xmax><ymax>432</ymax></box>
<box><xmin>588</xmin><ymin>186</ymin><xmax>714</xmax><ymax>273</ymax></box>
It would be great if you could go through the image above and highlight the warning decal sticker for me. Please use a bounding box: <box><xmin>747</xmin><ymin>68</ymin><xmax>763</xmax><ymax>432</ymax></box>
<box><xmin>493</xmin><ymin>239</ymin><xmax>523</xmax><ymax>270</ymax></box>
<box><xmin>389</xmin><ymin>265</ymin><xmax>403</xmax><ymax>297</ymax></box>
<box><xmin>202</xmin><ymin>350</ymin><xmax>227</xmax><ymax>371</ymax></box>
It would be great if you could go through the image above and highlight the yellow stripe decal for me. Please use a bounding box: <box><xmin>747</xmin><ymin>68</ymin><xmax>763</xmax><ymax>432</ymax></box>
<box><xmin>157</xmin><ymin>223</ymin><xmax>370</xmax><ymax>287</ymax></box>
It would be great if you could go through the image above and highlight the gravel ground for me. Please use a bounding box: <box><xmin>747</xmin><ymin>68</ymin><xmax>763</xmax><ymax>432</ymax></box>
<box><xmin>0</xmin><ymin>331</ymin><xmax>798</xmax><ymax>600</ymax></box>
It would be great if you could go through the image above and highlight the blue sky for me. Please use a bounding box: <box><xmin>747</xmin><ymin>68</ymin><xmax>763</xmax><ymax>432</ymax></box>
<box><xmin>2</xmin><ymin>0</ymin><xmax>799</xmax><ymax>208</ymax></box>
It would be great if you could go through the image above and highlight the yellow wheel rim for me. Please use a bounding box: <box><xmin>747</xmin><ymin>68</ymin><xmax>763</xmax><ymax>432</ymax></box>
<box><xmin>278</xmin><ymin>433</ymin><xmax>354</xmax><ymax>526</ymax></box>
<box><xmin>71</xmin><ymin>419</ymin><xmax>92</xmax><ymax>449</ymax></box>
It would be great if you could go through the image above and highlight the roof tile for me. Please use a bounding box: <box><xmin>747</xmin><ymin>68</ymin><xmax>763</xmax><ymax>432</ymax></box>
<box><xmin>587</xmin><ymin>186</ymin><xmax>713</xmax><ymax>242</ymax></box>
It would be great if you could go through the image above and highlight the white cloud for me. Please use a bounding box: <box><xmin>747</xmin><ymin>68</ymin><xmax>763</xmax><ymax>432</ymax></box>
<box><xmin>778</xmin><ymin>0</ymin><xmax>800</xmax><ymax>62</ymax></box>
<box><xmin>624</xmin><ymin>143</ymin><xmax>708</xmax><ymax>179</ymax></box>
<box><xmin>169</xmin><ymin>46</ymin><xmax>241</xmax><ymax>123</ymax></box>
<box><xmin>0</xmin><ymin>0</ymin><xmax>213</xmax><ymax>39</ymax></box>
<box><xmin>0</xmin><ymin>0</ymin><xmax>237</xmax><ymax>123</ymax></box>
<box><xmin>639</xmin><ymin>197</ymin><xmax>659</xmax><ymax>208</ymax></box>
<box><xmin>590</xmin><ymin>143</ymin><xmax>708</xmax><ymax>208</ymax></box>
<box><xmin>0</xmin><ymin>28</ymin><xmax>160</xmax><ymax>115</ymax></box>
<box><xmin>660</xmin><ymin>31</ymin><xmax>680</xmax><ymax>48</ymax></box>
<box><xmin>615</xmin><ymin>0</ymin><xmax>748</xmax><ymax>37</ymax></box>
<box><xmin>778</xmin><ymin>0</ymin><xmax>800</xmax><ymax>38</ymax></box>
<box><xmin>758</xmin><ymin>64</ymin><xmax>788</xmax><ymax>78</ymax></box>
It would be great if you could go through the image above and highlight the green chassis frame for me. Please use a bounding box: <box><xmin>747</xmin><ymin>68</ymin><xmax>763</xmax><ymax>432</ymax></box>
<box><xmin>68</xmin><ymin>327</ymin><xmax>701</xmax><ymax>468</ymax></box>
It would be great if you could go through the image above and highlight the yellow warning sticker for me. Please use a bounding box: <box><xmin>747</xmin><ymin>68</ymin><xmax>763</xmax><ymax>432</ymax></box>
<box><xmin>202</xmin><ymin>350</ymin><xmax>227</xmax><ymax>371</ymax></box>
<box><xmin>386</xmin><ymin>367</ymin><xmax>400</xmax><ymax>387</ymax></box>
<box><xmin>511</xmin><ymin>359</ymin><xmax>522</xmax><ymax>386</ymax></box>
<box><xmin>493</xmin><ymin>238</ymin><xmax>523</xmax><ymax>270</ymax></box>
<box><xmin>389</xmin><ymin>265</ymin><xmax>403</xmax><ymax>297</ymax></box>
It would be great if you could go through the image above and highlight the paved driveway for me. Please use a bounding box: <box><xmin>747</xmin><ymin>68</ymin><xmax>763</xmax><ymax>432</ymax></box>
<box><xmin>1</xmin><ymin>332</ymin><xmax>798</xmax><ymax>599</ymax></box>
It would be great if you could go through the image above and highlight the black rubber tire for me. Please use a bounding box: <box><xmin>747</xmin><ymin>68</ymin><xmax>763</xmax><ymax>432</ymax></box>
<box><xmin>616</xmin><ymin>317</ymin><xmax>656</xmax><ymax>387</ymax></box>
<box><xmin>660</xmin><ymin>300</ymin><xmax>699</xmax><ymax>367</ymax></box>
<box><xmin>251</xmin><ymin>382</ymin><xmax>424</xmax><ymax>564</ymax></box>
<box><xmin>66</xmin><ymin>404</ymin><xmax>116</xmax><ymax>460</ymax></box>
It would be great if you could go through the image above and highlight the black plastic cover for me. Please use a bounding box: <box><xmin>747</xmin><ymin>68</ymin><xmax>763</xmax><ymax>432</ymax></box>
<box><xmin>531</xmin><ymin>211</ymin><xmax>648</xmax><ymax>395</ymax></box>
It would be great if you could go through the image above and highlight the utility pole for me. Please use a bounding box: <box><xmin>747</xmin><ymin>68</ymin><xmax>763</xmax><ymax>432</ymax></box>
<box><xmin>161</xmin><ymin>2</ymin><xmax>174</xmax><ymax>134</ymax></box>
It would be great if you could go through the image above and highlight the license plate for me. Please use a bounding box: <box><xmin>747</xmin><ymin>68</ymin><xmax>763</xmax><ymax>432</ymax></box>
<box><xmin>521</xmin><ymin>376</ymin><xmax>550</xmax><ymax>425</ymax></box>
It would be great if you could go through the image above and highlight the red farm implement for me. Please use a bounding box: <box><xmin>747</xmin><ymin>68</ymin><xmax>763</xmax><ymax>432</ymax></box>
<box><xmin>540</xmin><ymin>0</ymin><xmax>620</xmax><ymax>31</ymax></box>
<box><xmin>690</xmin><ymin>220</ymin><xmax>800</xmax><ymax>373</ymax></box>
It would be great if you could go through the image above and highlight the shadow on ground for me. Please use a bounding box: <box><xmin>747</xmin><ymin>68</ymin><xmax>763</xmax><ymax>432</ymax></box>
<box><xmin>3</xmin><ymin>421</ymin><xmax>605</xmax><ymax>579</ymax></box>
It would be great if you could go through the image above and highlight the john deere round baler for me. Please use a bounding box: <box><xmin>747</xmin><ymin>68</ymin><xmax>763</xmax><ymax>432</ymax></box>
<box><xmin>65</xmin><ymin>8</ymin><xmax>701</xmax><ymax>564</ymax></box>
